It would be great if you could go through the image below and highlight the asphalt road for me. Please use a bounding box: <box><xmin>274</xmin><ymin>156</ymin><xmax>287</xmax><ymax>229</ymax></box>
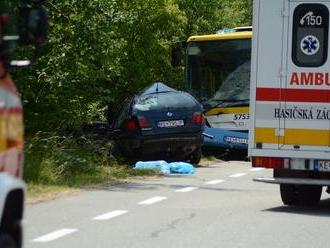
<box><xmin>25</xmin><ymin>161</ymin><xmax>330</xmax><ymax>248</ymax></box>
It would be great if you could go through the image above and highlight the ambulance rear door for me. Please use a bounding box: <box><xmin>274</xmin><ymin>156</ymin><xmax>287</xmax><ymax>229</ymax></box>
<box><xmin>282</xmin><ymin>1</ymin><xmax>330</xmax><ymax>160</ymax></box>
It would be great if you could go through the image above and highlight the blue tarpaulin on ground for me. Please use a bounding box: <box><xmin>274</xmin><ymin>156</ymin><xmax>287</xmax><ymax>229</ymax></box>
<box><xmin>168</xmin><ymin>162</ymin><xmax>195</xmax><ymax>174</ymax></box>
<box><xmin>134</xmin><ymin>161</ymin><xmax>170</xmax><ymax>174</ymax></box>
<box><xmin>134</xmin><ymin>161</ymin><xmax>195</xmax><ymax>174</ymax></box>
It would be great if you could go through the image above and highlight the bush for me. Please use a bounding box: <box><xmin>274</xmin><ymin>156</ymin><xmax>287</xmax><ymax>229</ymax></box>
<box><xmin>24</xmin><ymin>132</ymin><xmax>122</xmax><ymax>186</ymax></box>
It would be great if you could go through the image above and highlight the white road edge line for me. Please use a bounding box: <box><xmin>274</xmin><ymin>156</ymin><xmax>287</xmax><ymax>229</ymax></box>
<box><xmin>32</xmin><ymin>229</ymin><xmax>78</xmax><ymax>243</ymax></box>
<box><xmin>250</xmin><ymin>168</ymin><xmax>265</xmax><ymax>172</ymax></box>
<box><xmin>138</xmin><ymin>196</ymin><xmax>168</xmax><ymax>205</ymax></box>
<box><xmin>175</xmin><ymin>187</ymin><xmax>199</xmax><ymax>193</ymax></box>
<box><xmin>93</xmin><ymin>210</ymin><xmax>128</xmax><ymax>221</ymax></box>
<box><xmin>229</xmin><ymin>173</ymin><xmax>247</xmax><ymax>178</ymax></box>
<box><xmin>204</xmin><ymin>179</ymin><xmax>225</xmax><ymax>185</ymax></box>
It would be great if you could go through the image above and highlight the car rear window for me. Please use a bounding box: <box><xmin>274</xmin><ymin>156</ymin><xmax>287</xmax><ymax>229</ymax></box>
<box><xmin>134</xmin><ymin>92</ymin><xmax>198</xmax><ymax>111</ymax></box>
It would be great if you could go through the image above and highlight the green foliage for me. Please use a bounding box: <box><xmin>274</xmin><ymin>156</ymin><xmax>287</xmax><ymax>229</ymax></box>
<box><xmin>176</xmin><ymin>0</ymin><xmax>252</xmax><ymax>36</ymax></box>
<box><xmin>112</xmin><ymin>0</ymin><xmax>187</xmax><ymax>97</ymax></box>
<box><xmin>24</xmin><ymin>133</ymin><xmax>106</xmax><ymax>184</ymax></box>
<box><xmin>219</xmin><ymin>0</ymin><xmax>253</xmax><ymax>28</ymax></box>
<box><xmin>16</xmin><ymin>0</ymin><xmax>126</xmax><ymax>132</ymax></box>
<box><xmin>176</xmin><ymin>0</ymin><xmax>222</xmax><ymax>36</ymax></box>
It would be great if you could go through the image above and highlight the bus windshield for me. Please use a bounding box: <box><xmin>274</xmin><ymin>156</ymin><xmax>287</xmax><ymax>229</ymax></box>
<box><xmin>186</xmin><ymin>39</ymin><xmax>251</xmax><ymax>108</ymax></box>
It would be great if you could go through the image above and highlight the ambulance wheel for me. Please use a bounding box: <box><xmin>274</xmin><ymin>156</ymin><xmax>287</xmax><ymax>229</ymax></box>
<box><xmin>0</xmin><ymin>234</ymin><xmax>17</xmax><ymax>248</ymax></box>
<box><xmin>297</xmin><ymin>185</ymin><xmax>322</xmax><ymax>206</ymax></box>
<box><xmin>280</xmin><ymin>184</ymin><xmax>299</xmax><ymax>205</ymax></box>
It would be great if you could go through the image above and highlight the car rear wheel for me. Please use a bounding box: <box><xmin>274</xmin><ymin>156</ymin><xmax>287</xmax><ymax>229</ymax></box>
<box><xmin>190</xmin><ymin>148</ymin><xmax>202</xmax><ymax>165</ymax></box>
<box><xmin>110</xmin><ymin>143</ymin><xmax>123</xmax><ymax>159</ymax></box>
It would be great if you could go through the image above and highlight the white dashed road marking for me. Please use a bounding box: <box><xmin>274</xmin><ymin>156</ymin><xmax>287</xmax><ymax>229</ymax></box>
<box><xmin>250</xmin><ymin>168</ymin><xmax>265</xmax><ymax>172</ymax></box>
<box><xmin>175</xmin><ymin>187</ymin><xmax>198</xmax><ymax>193</ymax></box>
<box><xmin>32</xmin><ymin>229</ymin><xmax>78</xmax><ymax>243</ymax></box>
<box><xmin>138</xmin><ymin>196</ymin><xmax>168</xmax><ymax>205</ymax></box>
<box><xmin>204</xmin><ymin>179</ymin><xmax>225</xmax><ymax>185</ymax></box>
<box><xmin>229</xmin><ymin>173</ymin><xmax>247</xmax><ymax>178</ymax></box>
<box><xmin>93</xmin><ymin>210</ymin><xmax>128</xmax><ymax>221</ymax></box>
<box><xmin>30</xmin><ymin>165</ymin><xmax>256</xmax><ymax>244</ymax></box>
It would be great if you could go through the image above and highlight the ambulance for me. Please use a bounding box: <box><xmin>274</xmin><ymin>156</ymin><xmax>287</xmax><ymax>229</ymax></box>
<box><xmin>249</xmin><ymin>0</ymin><xmax>330</xmax><ymax>206</ymax></box>
<box><xmin>0</xmin><ymin>1</ymin><xmax>48</xmax><ymax>247</ymax></box>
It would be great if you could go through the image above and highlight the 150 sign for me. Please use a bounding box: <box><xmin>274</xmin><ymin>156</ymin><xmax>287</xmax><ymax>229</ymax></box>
<box><xmin>300</xmin><ymin>11</ymin><xmax>323</xmax><ymax>26</ymax></box>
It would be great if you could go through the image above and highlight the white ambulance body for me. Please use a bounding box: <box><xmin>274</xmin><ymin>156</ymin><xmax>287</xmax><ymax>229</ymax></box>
<box><xmin>249</xmin><ymin>0</ymin><xmax>330</xmax><ymax>205</ymax></box>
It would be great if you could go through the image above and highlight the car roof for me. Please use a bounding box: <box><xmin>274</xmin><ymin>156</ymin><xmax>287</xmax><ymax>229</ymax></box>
<box><xmin>140</xmin><ymin>82</ymin><xmax>177</xmax><ymax>96</ymax></box>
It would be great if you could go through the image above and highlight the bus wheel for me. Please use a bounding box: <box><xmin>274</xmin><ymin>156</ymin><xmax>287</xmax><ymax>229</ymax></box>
<box><xmin>280</xmin><ymin>184</ymin><xmax>299</xmax><ymax>205</ymax></box>
<box><xmin>0</xmin><ymin>234</ymin><xmax>17</xmax><ymax>248</ymax></box>
<box><xmin>297</xmin><ymin>185</ymin><xmax>322</xmax><ymax>206</ymax></box>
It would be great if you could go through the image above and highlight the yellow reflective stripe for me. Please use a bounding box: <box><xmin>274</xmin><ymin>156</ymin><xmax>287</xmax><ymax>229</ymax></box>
<box><xmin>187</xmin><ymin>31</ymin><xmax>252</xmax><ymax>42</ymax></box>
<box><xmin>205</xmin><ymin>106</ymin><xmax>249</xmax><ymax>116</ymax></box>
<box><xmin>0</xmin><ymin>113</ymin><xmax>24</xmax><ymax>152</ymax></box>
<box><xmin>255</xmin><ymin>128</ymin><xmax>330</xmax><ymax>146</ymax></box>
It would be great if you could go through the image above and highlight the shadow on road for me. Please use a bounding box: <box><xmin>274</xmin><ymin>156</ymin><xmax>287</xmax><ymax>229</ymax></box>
<box><xmin>202</xmin><ymin>147</ymin><xmax>248</xmax><ymax>162</ymax></box>
<box><xmin>86</xmin><ymin>181</ymin><xmax>251</xmax><ymax>194</ymax></box>
<box><xmin>263</xmin><ymin>198</ymin><xmax>330</xmax><ymax>217</ymax></box>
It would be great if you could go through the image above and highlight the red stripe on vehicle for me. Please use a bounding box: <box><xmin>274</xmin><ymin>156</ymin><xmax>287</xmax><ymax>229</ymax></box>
<box><xmin>0</xmin><ymin>107</ymin><xmax>23</xmax><ymax>115</ymax></box>
<box><xmin>256</xmin><ymin>88</ymin><xmax>330</xmax><ymax>103</ymax></box>
<box><xmin>8</xmin><ymin>107</ymin><xmax>22</xmax><ymax>114</ymax></box>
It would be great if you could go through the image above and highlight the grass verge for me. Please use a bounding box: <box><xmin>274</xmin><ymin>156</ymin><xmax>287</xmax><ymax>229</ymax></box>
<box><xmin>24</xmin><ymin>132</ymin><xmax>160</xmax><ymax>202</ymax></box>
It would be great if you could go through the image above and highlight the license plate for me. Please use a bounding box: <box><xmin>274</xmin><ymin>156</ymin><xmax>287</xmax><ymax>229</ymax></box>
<box><xmin>157</xmin><ymin>120</ymin><xmax>184</xmax><ymax>128</ymax></box>
<box><xmin>315</xmin><ymin>160</ymin><xmax>330</xmax><ymax>172</ymax></box>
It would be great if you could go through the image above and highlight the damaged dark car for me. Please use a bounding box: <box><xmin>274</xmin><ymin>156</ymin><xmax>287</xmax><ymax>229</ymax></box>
<box><xmin>109</xmin><ymin>82</ymin><xmax>204</xmax><ymax>164</ymax></box>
